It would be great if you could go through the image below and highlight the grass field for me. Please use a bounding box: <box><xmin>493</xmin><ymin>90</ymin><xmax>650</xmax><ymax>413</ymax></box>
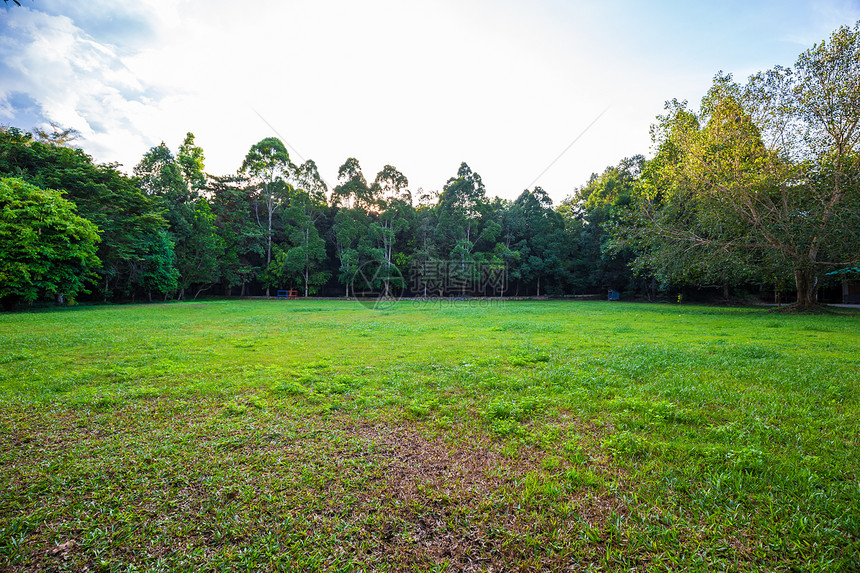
<box><xmin>0</xmin><ymin>299</ymin><xmax>858</xmax><ymax>572</ymax></box>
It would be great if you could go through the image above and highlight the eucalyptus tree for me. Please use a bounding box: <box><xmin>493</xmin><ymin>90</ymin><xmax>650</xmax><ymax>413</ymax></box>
<box><xmin>332</xmin><ymin>207</ymin><xmax>370</xmax><ymax>297</ymax></box>
<box><xmin>508</xmin><ymin>187</ymin><xmax>566</xmax><ymax>296</ymax></box>
<box><xmin>136</xmin><ymin>137</ymin><xmax>220</xmax><ymax>300</ymax></box>
<box><xmin>210</xmin><ymin>174</ymin><xmax>264</xmax><ymax>296</ymax></box>
<box><xmin>240</xmin><ymin>137</ymin><xmax>294</xmax><ymax>295</ymax></box>
<box><xmin>436</xmin><ymin>163</ymin><xmax>500</xmax><ymax>294</ymax></box>
<box><xmin>370</xmin><ymin>165</ymin><xmax>411</xmax><ymax>296</ymax></box>
<box><xmin>561</xmin><ymin>157</ymin><xmax>641</xmax><ymax>296</ymax></box>
<box><xmin>331</xmin><ymin>158</ymin><xmax>372</xmax><ymax>296</ymax></box>
<box><xmin>272</xmin><ymin>160</ymin><xmax>331</xmax><ymax>297</ymax></box>
<box><xmin>408</xmin><ymin>201</ymin><xmax>440</xmax><ymax>297</ymax></box>
<box><xmin>331</xmin><ymin>157</ymin><xmax>371</xmax><ymax>209</ymax></box>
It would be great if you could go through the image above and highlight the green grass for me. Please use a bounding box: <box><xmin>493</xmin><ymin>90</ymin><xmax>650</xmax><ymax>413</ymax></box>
<box><xmin>0</xmin><ymin>299</ymin><xmax>858</xmax><ymax>571</ymax></box>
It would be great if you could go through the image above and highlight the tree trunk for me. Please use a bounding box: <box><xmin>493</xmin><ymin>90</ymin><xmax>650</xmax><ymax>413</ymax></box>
<box><xmin>794</xmin><ymin>268</ymin><xmax>818</xmax><ymax>308</ymax></box>
<box><xmin>194</xmin><ymin>284</ymin><xmax>212</xmax><ymax>300</ymax></box>
<box><xmin>536</xmin><ymin>276</ymin><xmax>541</xmax><ymax>297</ymax></box>
<box><xmin>266</xmin><ymin>186</ymin><xmax>273</xmax><ymax>298</ymax></box>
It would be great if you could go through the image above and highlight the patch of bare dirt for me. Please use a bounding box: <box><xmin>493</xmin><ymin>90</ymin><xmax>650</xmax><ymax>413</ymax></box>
<box><xmin>1</xmin><ymin>402</ymin><xmax>633</xmax><ymax>572</ymax></box>
<box><xmin>335</xmin><ymin>417</ymin><xmax>629</xmax><ymax>571</ymax></box>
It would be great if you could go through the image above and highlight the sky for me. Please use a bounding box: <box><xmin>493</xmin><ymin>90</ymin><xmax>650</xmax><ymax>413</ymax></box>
<box><xmin>1</xmin><ymin>0</ymin><xmax>858</xmax><ymax>203</ymax></box>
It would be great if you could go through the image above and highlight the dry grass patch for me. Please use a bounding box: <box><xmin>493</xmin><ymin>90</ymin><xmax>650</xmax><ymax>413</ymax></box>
<box><xmin>1</xmin><ymin>399</ymin><xmax>631</xmax><ymax>572</ymax></box>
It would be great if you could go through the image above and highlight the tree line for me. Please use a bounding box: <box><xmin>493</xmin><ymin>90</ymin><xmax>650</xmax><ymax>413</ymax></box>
<box><xmin>1</xmin><ymin>23</ymin><xmax>858</xmax><ymax>310</ymax></box>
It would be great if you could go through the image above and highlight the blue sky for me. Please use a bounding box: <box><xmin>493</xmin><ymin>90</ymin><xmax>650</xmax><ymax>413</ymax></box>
<box><xmin>1</xmin><ymin>0</ymin><xmax>857</xmax><ymax>202</ymax></box>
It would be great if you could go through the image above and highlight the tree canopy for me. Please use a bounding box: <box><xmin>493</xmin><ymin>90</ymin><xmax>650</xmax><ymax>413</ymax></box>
<box><xmin>617</xmin><ymin>24</ymin><xmax>860</xmax><ymax>307</ymax></box>
<box><xmin>0</xmin><ymin>177</ymin><xmax>100</xmax><ymax>309</ymax></box>
<box><xmin>1</xmin><ymin>23</ymin><xmax>858</xmax><ymax>308</ymax></box>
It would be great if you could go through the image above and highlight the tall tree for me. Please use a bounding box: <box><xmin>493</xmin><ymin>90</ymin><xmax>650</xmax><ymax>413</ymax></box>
<box><xmin>621</xmin><ymin>23</ymin><xmax>860</xmax><ymax>308</ymax></box>
<box><xmin>331</xmin><ymin>158</ymin><xmax>371</xmax><ymax>296</ymax></box>
<box><xmin>509</xmin><ymin>187</ymin><xmax>566</xmax><ymax>296</ymax></box>
<box><xmin>135</xmin><ymin>140</ymin><xmax>220</xmax><ymax>300</ymax></box>
<box><xmin>436</xmin><ymin>163</ymin><xmax>499</xmax><ymax>295</ymax></box>
<box><xmin>271</xmin><ymin>161</ymin><xmax>331</xmax><ymax>297</ymax></box>
<box><xmin>177</xmin><ymin>132</ymin><xmax>207</xmax><ymax>194</ymax></box>
<box><xmin>371</xmin><ymin>165</ymin><xmax>411</xmax><ymax>296</ymax></box>
<box><xmin>331</xmin><ymin>157</ymin><xmax>371</xmax><ymax>209</ymax></box>
<box><xmin>561</xmin><ymin>157</ymin><xmax>642</xmax><ymax>296</ymax></box>
<box><xmin>135</xmin><ymin>142</ymin><xmax>186</xmax><ymax>199</ymax></box>
<box><xmin>408</xmin><ymin>201</ymin><xmax>440</xmax><ymax>297</ymax></box>
<box><xmin>269</xmin><ymin>199</ymin><xmax>330</xmax><ymax>297</ymax></box>
<box><xmin>178</xmin><ymin>198</ymin><xmax>222</xmax><ymax>300</ymax></box>
<box><xmin>210</xmin><ymin>174</ymin><xmax>264</xmax><ymax>296</ymax></box>
<box><xmin>331</xmin><ymin>208</ymin><xmax>371</xmax><ymax>297</ymax></box>
<box><xmin>132</xmin><ymin>227</ymin><xmax>179</xmax><ymax>302</ymax></box>
<box><xmin>240</xmin><ymin>137</ymin><xmax>293</xmax><ymax>296</ymax></box>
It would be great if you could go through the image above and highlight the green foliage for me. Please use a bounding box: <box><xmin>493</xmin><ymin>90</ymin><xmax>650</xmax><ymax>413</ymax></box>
<box><xmin>134</xmin><ymin>226</ymin><xmax>179</xmax><ymax>297</ymax></box>
<box><xmin>561</xmin><ymin>156</ymin><xmax>643</xmax><ymax>295</ymax></box>
<box><xmin>134</xmin><ymin>138</ymin><xmax>221</xmax><ymax>299</ymax></box>
<box><xmin>504</xmin><ymin>186</ymin><xmax>567</xmax><ymax>295</ymax></box>
<box><xmin>0</xmin><ymin>177</ymin><xmax>100</xmax><ymax>306</ymax></box>
<box><xmin>331</xmin><ymin>157</ymin><xmax>370</xmax><ymax>209</ymax></box>
<box><xmin>332</xmin><ymin>207</ymin><xmax>369</xmax><ymax>295</ymax></box>
<box><xmin>2</xmin><ymin>25</ymin><xmax>858</xmax><ymax>306</ymax></box>
<box><xmin>210</xmin><ymin>175</ymin><xmax>263</xmax><ymax>293</ymax></box>
<box><xmin>267</xmin><ymin>189</ymin><xmax>330</xmax><ymax>295</ymax></box>
<box><xmin>134</xmin><ymin>142</ymin><xmax>186</xmax><ymax>199</ymax></box>
<box><xmin>177</xmin><ymin>198</ymin><xmax>222</xmax><ymax>298</ymax></box>
<box><xmin>0</xmin><ymin>128</ymin><xmax>174</xmax><ymax>301</ymax></box>
<box><xmin>619</xmin><ymin>24</ymin><xmax>860</xmax><ymax>307</ymax></box>
<box><xmin>177</xmin><ymin>132</ymin><xmax>207</xmax><ymax>192</ymax></box>
<box><xmin>240</xmin><ymin>138</ymin><xmax>294</xmax><ymax>281</ymax></box>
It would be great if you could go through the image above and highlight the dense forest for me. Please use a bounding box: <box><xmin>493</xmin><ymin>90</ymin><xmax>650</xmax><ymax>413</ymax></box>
<box><xmin>1</xmin><ymin>23</ymin><xmax>858</xmax><ymax>310</ymax></box>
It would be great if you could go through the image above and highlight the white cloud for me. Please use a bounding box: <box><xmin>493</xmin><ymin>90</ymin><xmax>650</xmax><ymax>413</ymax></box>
<box><xmin>0</xmin><ymin>7</ymin><xmax>164</xmax><ymax>167</ymax></box>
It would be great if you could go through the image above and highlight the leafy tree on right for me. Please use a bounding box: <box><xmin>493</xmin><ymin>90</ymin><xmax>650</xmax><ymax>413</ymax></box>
<box><xmin>618</xmin><ymin>23</ymin><xmax>860</xmax><ymax>308</ymax></box>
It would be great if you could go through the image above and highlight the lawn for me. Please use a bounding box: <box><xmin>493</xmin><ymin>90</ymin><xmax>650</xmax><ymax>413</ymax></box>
<box><xmin>0</xmin><ymin>299</ymin><xmax>858</xmax><ymax>572</ymax></box>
